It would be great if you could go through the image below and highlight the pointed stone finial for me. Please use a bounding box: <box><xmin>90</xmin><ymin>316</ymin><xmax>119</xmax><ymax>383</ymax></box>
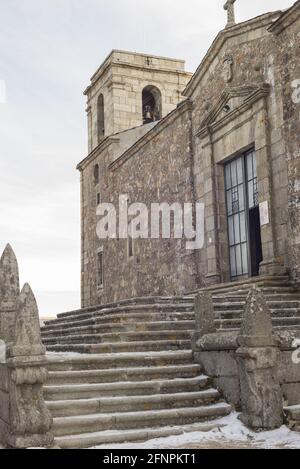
<box><xmin>0</xmin><ymin>244</ymin><xmax>20</xmax><ymax>301</ymax></box>
<box><xmin>9</xmin><ymin>283</ymin><xmax>45</xmax><ymax>358</ymax></box>
<box><xmin>238</xmin><ymin>285</ymin><xmax>275</xmax><ymax>348</ymax></box>
<box><xmin>224</xmin><ymin>0</ymin><xmax>237</xmax><ymax>28</ymax></box>
<box><xmin>0</xmin><ymin>244</ymin><xmax>20</xmax><ymax>344</ymax></box>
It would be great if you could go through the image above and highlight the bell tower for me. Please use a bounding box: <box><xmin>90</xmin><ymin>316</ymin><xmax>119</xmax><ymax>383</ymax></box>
<box><xmin>84</xmin><ymin>50</ymin><xmax>192</xmax><ymax>153</ymax></box>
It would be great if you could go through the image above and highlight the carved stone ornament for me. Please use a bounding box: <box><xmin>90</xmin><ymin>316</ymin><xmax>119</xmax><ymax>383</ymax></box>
<box><xmin>222</xmin><ymin>55</ymin><xmax>234</xmax><ymax>83</ymax></box>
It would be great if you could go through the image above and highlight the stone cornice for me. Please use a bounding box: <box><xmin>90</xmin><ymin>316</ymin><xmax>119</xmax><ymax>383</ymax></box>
<box><xmin>77</xmin><ymin>136</ymin><xmax>120</xmax><ymax>172</ymax></box>
<box><xmin>109</xmin><ymin>99</ymin><xmax>193</xmax><ymax>172</ymax></box>
<box><xmin>195</xmin><ymin>84</ymin><xmax>270</xmax><ymax>139</ymax></box>
<box><xmin>183</xmin><ymin>11</ymin><xmax>282</xmax><ymax>98</ymax></box>
<box><xmin>268</xmin><ymin>0</ymin><xmax>300</xmax><ymax>35</ymax></box>
<box><xmin>84</xmin><ymin>50</ymin><xmax>191</xmax><ymax>96</ymax></box>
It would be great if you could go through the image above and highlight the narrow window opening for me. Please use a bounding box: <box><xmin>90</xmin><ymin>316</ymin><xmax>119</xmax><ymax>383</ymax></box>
<box><xmin>94</xmin><ymin>164</ymin><xmax>99</xmax><ymax>185</ymax></box>
<box><xmin>128</xmin><ymin>224</ymin><xmax>134</xmax><ymax>259</ymax></box>
<box><xmin>97</xmin><ymin>94</ymin><xmax>105</xmax><ymax>142</ymax></box>
<box><xmin>142</xmin><ymin>86</ymin><xmax>162</xmax><ymax>124</ymax></box>
<box><xmin>97</xmin><ymin>250</ymin><xmax>104</xmax><ymax>288</ymax></box>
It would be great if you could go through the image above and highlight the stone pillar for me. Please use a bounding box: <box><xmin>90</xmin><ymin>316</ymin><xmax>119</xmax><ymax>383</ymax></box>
<box><xmin>236</xmin><ymin>286</ymin><xmax>283</xmax><ymax>430</ymax></box>
<box><xmin>0</xmin><ymin>245</ymin><xmax>54</xmax><ymax>449</ymax></box>
<box><xmin>256</xmin><ymin>94</ymin><xmax>285</xmax><ymax>276</ymax></box>
<box><xmin>192</xmin><ymin>291</ymin><xmax>216</xmax><ymax>349</ymax></box>
<box><xmin>201</xmin><ymin>132</ymin><xmax>221</xmax><ymax>285</ymax></box>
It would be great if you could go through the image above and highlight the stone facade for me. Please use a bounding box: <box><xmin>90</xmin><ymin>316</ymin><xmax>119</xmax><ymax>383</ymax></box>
<box><xmin>78</xmin><ymin>2</ymin><xmax>300</xmax><ymax>308</ymax></box>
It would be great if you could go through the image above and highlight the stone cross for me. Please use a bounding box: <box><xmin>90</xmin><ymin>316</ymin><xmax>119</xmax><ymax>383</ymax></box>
<box><xmin>224</xmin><ymin>0</ymin><xmax>236</xmax><ymax>28</ymax></box>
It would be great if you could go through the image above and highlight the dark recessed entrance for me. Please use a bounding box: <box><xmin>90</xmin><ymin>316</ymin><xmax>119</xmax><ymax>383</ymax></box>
<box><xmin>225</xmin><ymin>150</ymin><xmax>263</xmax><ymax>280</ymax></box>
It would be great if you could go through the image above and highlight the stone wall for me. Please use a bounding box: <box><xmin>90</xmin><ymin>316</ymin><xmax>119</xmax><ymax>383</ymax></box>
<box><xmin>80</xmin><ymin>102</ymin><xmax>199</xmax><ymax>307</ymax></box>
<box><xmin>269</xmin><ymin>4</ymin><xmax>300</xmax><ymax>282</ymax></box>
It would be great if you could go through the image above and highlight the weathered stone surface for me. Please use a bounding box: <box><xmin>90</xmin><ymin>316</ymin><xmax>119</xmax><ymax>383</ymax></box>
<box><xmin>282</xmin><ymin>384</ymin><xmax>300</xmax><ymax>407</ymax></box>
<box><xmin>237</xmin><ymin>287</ymin><xmax>283</xmax><ymax>430</ymax></box>
<box><xmin>195</xmin><ymin>332</ymin><xmax>239</xmax><ymax>351</ymax></box>
<box><xmin>237</xmin><ymin>347</ymin><xmax>283</xmax><ymax>430</ymax></box>
<box><xmin>194</xmin><ymin>291</ymin><xmax>216</xmax><ymax>335</ymax></box>
<box><xmin>0</xmin><ymin>244</ymin><xmax>20</xmax><ymax>344</ymax></box>
<box><xmin>0</xmin><ymin>247</ymin><xmax>54</xmax><ymax>448</ymax></box>
<box><xmin>278</xmin><ymin>351</ymin><xmax>300</xmax><ymax>383</ymax></box>
<box><xmin>214</xmin><ymin>376</ymin><xmax>241</xmax><ymax>408</ymax></box>
<box><xmin>9</xmin><ymin>284</ymin><xmax>45</xmax><ymax>358</ymax></box>
<box><xmin>238</xmin><ymin>286</ymin><xmax>275</xmax><ymax>348</ymax></box>
<box><xmin>197</xmin><ymin>351</ymin><xmax>238</xmax><ymax>378</ymax></box>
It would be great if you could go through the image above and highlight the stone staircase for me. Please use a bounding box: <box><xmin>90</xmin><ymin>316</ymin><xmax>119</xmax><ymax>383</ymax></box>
<box><xmin>42</xmin><ymin>298</ymin><xmax>231</xmax><ymax>448</ymax></box>
<box><xmin>41</xmin><ymin>276</ymin><xmax>300</xmax><ymax>448</ymax></box>
<box><xmin>205</xmin><ymin>275</ymin><xmax>300</xmax><ymax>332</ymax></box>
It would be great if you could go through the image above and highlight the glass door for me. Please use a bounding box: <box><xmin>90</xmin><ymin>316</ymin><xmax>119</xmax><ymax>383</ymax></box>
<box><xmin>225</xmin><ymin>150</ymin><xmax>262</xmax><ymax>280</ymax></box>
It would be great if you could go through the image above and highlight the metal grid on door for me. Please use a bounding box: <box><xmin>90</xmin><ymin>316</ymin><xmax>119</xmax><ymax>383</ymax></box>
<box><xmin>225</xmin><ymin>150</ymin><xmax>258</xmax><ymax>280</ymax></box>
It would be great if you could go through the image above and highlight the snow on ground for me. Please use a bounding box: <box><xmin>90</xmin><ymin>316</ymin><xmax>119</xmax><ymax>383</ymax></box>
<box><xmin>92</xmin><ymin>413</ymin><xmax>300</xmax><ymax>450</ymax></box>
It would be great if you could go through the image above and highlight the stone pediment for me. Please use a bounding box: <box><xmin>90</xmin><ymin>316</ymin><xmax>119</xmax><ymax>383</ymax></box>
<box><xmin>196</xmin><ymin>84</ymin><xmax>270</xmax><ymax>137</ymax></box>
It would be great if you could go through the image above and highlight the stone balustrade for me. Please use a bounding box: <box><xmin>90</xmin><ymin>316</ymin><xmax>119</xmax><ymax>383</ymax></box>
<box><xmin>0</xmin><ymin>244</ymin><xmax>54</xmax><ymax>448</ymax></box>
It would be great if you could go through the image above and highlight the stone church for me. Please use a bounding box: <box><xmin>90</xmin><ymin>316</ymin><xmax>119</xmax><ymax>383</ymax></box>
<box><xmin>1</xmin><ymin>0</ymin><xmax>300</xmax><ymax>450</ymax></box>
<box><xmin>77</xmin><ymin>0</ymin><xmax>300</xmax><ymax>309</ymax></box>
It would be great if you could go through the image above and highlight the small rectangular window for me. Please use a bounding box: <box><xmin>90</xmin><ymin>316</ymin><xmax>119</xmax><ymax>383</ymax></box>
<box><xmin>128</xmin><ymin>224</ymin><xmax>134</xmax><ymax>259</ymax></box>
<box><xmin>97</xmin><ymin>193</ymin><xmax>101</xmax><ymax>206</ymax></box>
<box><xmin>97</xmin><ymin>250</ymin><xmax>104</xmax><ymax>288</ymax></box>
<box><xmin>128</xmin><ymin>237</ymin><xmax>133</xmax><ymax>258</ymax></box>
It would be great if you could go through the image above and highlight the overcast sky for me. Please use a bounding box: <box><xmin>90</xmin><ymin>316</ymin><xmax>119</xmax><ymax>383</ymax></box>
<box><xmin>0</xmin><ymin>0</ymin><xmax>294</xmax><ymax>317</ymax></box>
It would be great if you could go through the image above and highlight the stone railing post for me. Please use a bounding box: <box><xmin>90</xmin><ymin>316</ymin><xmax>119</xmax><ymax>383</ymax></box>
<box><xmin>236</xmin><ymin>285</ymin><xmax>283</xmax><ymax>430</ymax></box>
<box><xmin>192</xmin><ymin>291</ymin><xmax>216</xmax><ymax>349</ymax></box>
<box><xmin>0</xmin><ymin>244</ymin><xmax>54</xmax><ymax>448</ymax></box>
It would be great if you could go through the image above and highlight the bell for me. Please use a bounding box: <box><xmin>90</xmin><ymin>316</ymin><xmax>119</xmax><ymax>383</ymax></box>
<box><xmin>144</xmin><ymin>106</ymin><xmax>152</xmax><ymax>121</ymax></box>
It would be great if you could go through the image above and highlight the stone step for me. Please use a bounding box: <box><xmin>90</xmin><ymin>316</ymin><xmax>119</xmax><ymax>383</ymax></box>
<box><xmin>44</xmin><ymin>304</ymin><xmax>194</xmax><ymax>328</ymax></box>
<box><xmin>41</xmin><ymin>311</ymin><xmax>194</xmax><ymax>333</ymax></box>
<box><xmin>215</xmin><ymin>318</ymin><xmax>300</xmax><ymax>332</ymax></box>
<box><xmin>54</xmin><ymin>420</ymin><xmax>227</xmax><ymax>449</ymax></box>
<box><xmin>46</xmin><ymin>350</ymin><xmax>194</xmax><ymax>371</ymax></box>
<box><xmin>213</xmin><ymin>300</ymin><xmax>300</xmax><ymax>312</ymax></box>
<box><xmin>216</xmin><ymin>317</ymin><xmax>300</xmax><ymax>330</ymax></box>
<box><xmin>56</xmin><ymin>296</ymin><xmax>195</xmax><ymax>320</ymax></box>
<box><xmin>212</xmin><ymin>292</ymin><xmax>300</xmax><ymax>302</ymax></box>
<box><xmin>41</xmin><ymin>319</ymin><xmax>196</xmax><ymax>337</ymax></box>
<box><xmin>43</xmin><ymin>330</ymin><xmax>193</xmax><ymax>346</ymax></box>
<box><xmin>45</xmin><ymin>339</ymin><xmax>191</xmax><ymax>354</ymax></box>
<box><xmin>47</xmin><ymin>389</ymin><xmax>220</xmax><ymax>417</ymax></box>
<box><xmin>44</xmin><ymin>376</ymin><xmax>211</xmax><ymax>401</ymax></box>
<box><xmin>214</xmin><ymin>302</ymin><xmax>245</xmax><ymax>311</ymax></box>
<box><xmin>47</xmin><ymin>364</ymin><xmax>202</xmax><ymax>385</ymax></box>
<box><xmin>188</xmin><ymin>277</ymin><xmax>291</xmax><ymax>295</ymax></box>
<box><xmin>215</xmin><ymin>309</ymin><xmax>300</xmax><ymax>320</ymax></box>
<box><xmin>53</xmin><ymin>403</ymin><xmax>232</xmax><ymax>437</ymax></box>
